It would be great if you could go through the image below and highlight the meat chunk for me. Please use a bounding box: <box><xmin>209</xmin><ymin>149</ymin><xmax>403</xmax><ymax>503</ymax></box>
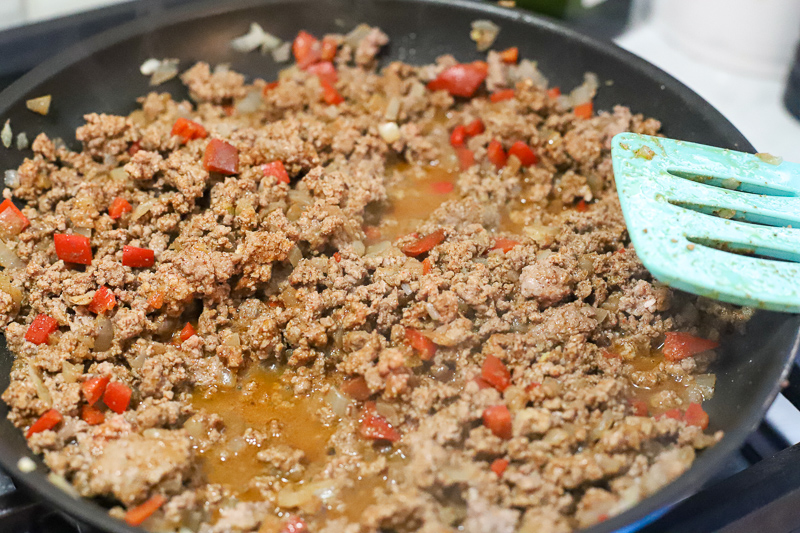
<box><xmin>86</xmin><ymin>430</ymin><xmax>193</xmax><ymax>505</ymax></box>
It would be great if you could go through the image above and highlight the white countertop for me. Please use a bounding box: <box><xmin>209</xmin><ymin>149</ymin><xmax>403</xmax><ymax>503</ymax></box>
<box><xmin>616</xmin><ymin>21</ymin><xmax>800</xmax><ymax>444</ymax></box>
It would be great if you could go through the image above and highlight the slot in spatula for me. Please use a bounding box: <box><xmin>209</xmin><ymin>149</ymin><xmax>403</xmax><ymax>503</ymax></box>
<box><xmin>611</xmin><ymin>132</ymin><xmax>800</xmax><ymax>312</ymax></box>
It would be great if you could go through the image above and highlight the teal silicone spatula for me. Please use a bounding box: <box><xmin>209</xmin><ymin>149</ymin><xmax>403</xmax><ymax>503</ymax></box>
<box><xmin>610</xmin><ymin>132</ymin><xmax>800</xmax><ymax>312</ymax></box>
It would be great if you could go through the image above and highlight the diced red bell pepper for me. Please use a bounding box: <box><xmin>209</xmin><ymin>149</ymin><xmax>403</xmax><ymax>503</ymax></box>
<box><xmin>203</xmin><ymin>138</ymin><xmax>238</xmax><ymax>175</ymax></box>
<box><xmin>82</xmin><ymin>376</ymin><xmax>110</xmax><ymax>405</ymax></box>
<box><xmin>320</xmin><ymin>78</ymin><xmax>344</xmax><ymax>105</ymax></box>
<box><xmin>490</xmin><ymin>458</ymin><xmax>509</xmax><ymax>476</ymax></box>
<box><xmin>179</xmin><ymin>322</ymin><xmax>196</xmax><ymax>342</ymax></box>
<box><xmin>630</xmin><ymin>399</ymin><xmax>648</xmax><ymax>417</ymax></box>
<box><xmin>525</xmin><ymin>382</ymin><xmax>541</xmax><ymax>392</ymax></box>
<box><xmin>170</xmin><ymin>117</ymin><xmax>207</xmax><ymax>141</ymax></box>
<box><xmin>401</xmin><ymin>229</ymin><xmax>446</xmax><ymax>257</ymax></box>
<box><xmin>108</xmin><ymin>197</ymin><xmax>132</xmax><ymax>219</ymax></box>
<box><xmin>341</xmin><ymin>376</ymin><xmax>372</xmax><ymax>401</ymax></box>
<box><xmin>483</xmin><ymin>405</ymin><xmax>512</xmax><ymax>440</ymax></box>
<box><xmin>487</xmin><ymin>139</ymin><xmax>507</xmax><ymax>169</ymax></box>
<box><xmin>122</xmin><ymin>245</ymin><xmax>155</xmax><ymax>268</ymax></box>
<box><xmin>147</xmin><ymin>291</ymin><xmax>164</xmax><ymax>310</ymax></box>
<box><xmin>293</xmin><ymin>30</ymin><xmax>321</xmax><ymax>68</ymax></box>
<box><xmin>431</xmin><ymin>181</ymin><xmax>454</xmax><ymax>194</ymax></box>
<box><xmin>490</xmin><ymin>89</ymin><xmax>515</xmax><ymax>103</ymax></box>
<box><xmin>663</xmin><ymin>332</ymin><xmax>719</xmax><ymax>362</ymax></box>
<box><xmin>481</xmin><ymin>354</ymin><xmax>511</xmax><ymax>392</ymax></box>
<box><xmin>475</xmin><ymin>377</ymin><xmax>492</xmax><ymax>390</ymax></box>
<box><xmin>491</xmin><ymin>238</ymin><xmax>520</xmax><ymax>253</ymax></box>
<box><xmin>124</xmin><ymin>495</ymin><xmax>167</xmax><ymax>526</ymax></box>
<box><xmin>88</xmin><ymin>286</ymin><xmax>116</xmax><ymax>315</ymax></box>
<box><xmin>281</xmin><ymin>515</ymin><xmax>308</xmax><ymax>533</ymax></box>
<box><xmin>320</xmin><ymin>36</ymin><xmax>338</xmax><ymax>62</ymax></box>
<box><xmin>427</xmin><ymin>62</ymin><xmax>489</xmax><ymax>98</ymax></box>
<box><xmin>0</xmin><ymin>198</ymin><xmax>29</xmax><ymax>236</ymax></box>
<box><xmin>547</xmin><ymin>87</ymin><xmax>561</xmax><ymax>99</ymax></box>
<box><xmin>422</xmin><ymin>258</ymin><xmax>432</xmax><ymax>275</ymax></box>
<box><xmin>263</xmin><ymin>161</ymin><xmax>290</xmax><ymax>184</ymax></box>
<box><xmin>405</xmin><ymin>328</ymin><xmax>437</xmax><ymax>361</ymax></box>
<box><xmin>307</xmin><ymin>61</ymin><xmax>337</xmax><ymax>85</ymax></box>
<box><xmin>450</xmin><ymin>124</ymin><xmax>467</xmax><ymax>148</ymax></box>
<box><xmin>499</xmin><ymin>47</ymin><xmax>519</xmax><ymax>63</ymax></box>
<box><xmin>573</xmin><ymin>101</ymin><xmax>594</xmax><ymax>119</ymax></box>
<box><xmin>26</xmin><ymin>409</ymin><xmax>62</xmax><ymax>438</ymax></box>
<box><xmin>659</xmin><ymin>408</ymin><xmax>682</xmax><ymax>421</ymax></box>
<box><xmin>359</xmin><ymin>402</ymin><xmax>400</xmax><ymax>442</ymax></box>
<box><xmin>576</xmin><ymin>199</ymin><xmax>588</xmax><ymax>212</ymax></box>
<box><xmin>363</xmin><ymin>225</ymin><xmax>382</xmax><ymax>241</ymax></box>
<box><xmin>81</xmin><ymin>404</ymin><xmax>105</xmax><ymax>426</ymax></box>
<box><xmin>508</xmin><ymin>141</ymin><xmax>537</xmax><ymax>166</ymax></box>
<box><xmin>25</xmin><ymin>314</ymin><xmax>58</xmax><ymax>345</ymax></box>
<box><xmin>128</xmin><ymin>141</ymin><xmax>141</xmax><ymax>156</ymax></box>
<box><xmin>54</xmin><ymin>234</ymin><xmax>92</xmax><ymax>265</ymax></box>
<box><xmin>464</xmin><ymin>119</ymin><xmax>485</xmax><ymax>137</ymax></box>
<box><xmin>262</xmin><ymin>81</ymin><xmax>279</xmax><ymax>95</ymax></box>
<box><xmin>333</xmin><ymin>251</ymin><xmax>341</xmax><ymax>263</ymax></box>
<box><xmin>103</xmin><ymin>381</ymin><xmax>132</xmax><ymax>414</ymax></box>
<box><xmin>457</xmin><ymin>147</ymin><xmax>475</xmax><ymax>170</ymax></box>
<box><xmin>684</xmin><ymin>402</ymin><xmax>709</xmax><ymax>430</ymax></box>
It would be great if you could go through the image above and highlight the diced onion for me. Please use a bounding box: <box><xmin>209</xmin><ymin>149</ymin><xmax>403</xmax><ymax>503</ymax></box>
<box><xmin>231</xmin><ymin>23</ymin><xmax>280</xmax><ymax>53</ymax></box>
<box><xmin>1</xmin><ymin>120</ymin><xmax>12</xmax><ymax>148</ymax></box>
<box><xmin>140</xmin><ymin>58</ymin><xmax>161</xmax><ymax>75</ymax></box>
<box><xmin>130</xmin><ymin>199</ymin><xmax>154</xmax><ymax>222</ymax></box>
<box><xmin>17</xmin><ymin>457</ymin><xmax>36</xmax><ymax>473</ymax></box>
<box><xmin>272</xmin><ymin>41</ymin><xmax>291</xmax><ymax>63</ymax></box>
<box><xmin>277</xmin><ymin>480</ymin><xmax>335</xmax><ymax>508</ymax></box>
<box><xmin>756</xmin><ymin>152</ymin><xmax>783</xmax><ymax>166</ymax></box>
<box><xmin>470</xmin><ymin>20</ymin><xmax>500</xmax><ymax>51</ymax></box>
<box><xmin>384</xmin><ymin>97</ymin><xmax>401</xmax><ymax>121</ymax></box>
<box><xmin>401</xmin><ymin>283</ymin><xmax>412</xmax><ymax>295</ymax></box>
<box><xmin>16</xmin><ymin>133</ymin><xmax>28</xmax><ymax>150</ymax></box>
<box><xmin>47</xmin><ymin>473</ymin><xmax>79</xmax><ymax>498</ymax></box>
<box><xmin>558</xmin><ymin>72</ymin><xmax>599</xmax><ymax>108</ymax></box>
<box><xmin>365</xmin><ymin>241</ymin><xmax>391</xmax><ymax>256</ymax></box>
<box><xmin>61</xmin><ymin>361</ymin><xmax>81</xmax><ymax>384</ymax></box>
<box><xmin>287</xmin><ymin>245</ymin><xmax>303</xmax><ymax>267</ymax></box>
<box><xmin>236</xmin><ymin>90</ymin><xmax>263</xmax><ymax>114</ymax></box>
<box><xmin>4</xmin><ymin>170</ymin><xmax>19</xmax><ymax>187</ymax></box>
<box><xmin>73</xmin><ymin>227</ymin><xmax>91</xmax><ymax>238</ymax></box>
<box><xmin>352</xmin><ymin>241</ymin><xmax>365</xmax><ymax>256</ymax></box>
<box><xmin>26</xmin><ymin>96</ymin><xmax>51</xmax><ymax>116</ymax></box>
<box><xmin>94</xmin><ymin>317</ymin><xmax>114</xmax><ymax>352</ymax></box>
<box><xmin>344</xmin><ymin>24</ymin><xmax>372</xmax><ymax>48</ymax></box>
<box><xmin>325</xmin><ymin>388</ymin><xmax>349</xmax><ymax>417</ymax></box>
<box><xmin>508</xmin><ymin>60</ymin><xmax>548</xmax><ymax>88</ymax></box>
<box><xmin>375</xmin><ymin>400</ymin><xmax>401</xmax><ymax>426</ymax></box>
<box><xmin>523</xmin><ymin>224</ymin><xmax>558</xmax><ymax>245</ymax></box>
<box><xmin>378</xmin><ymin>122</ymin><xmax>400</xmax><ymax>143</ymax></box>
<box><xmin>223</xmin><ymin>332</ymin><xmax>241</xmax><ymax>347</ymax></box>
<box><xmin>28</xmin><ymin>363</ymin><xmax>51</xmax><ymax>407</ymax></box>
<box><xmin>110</xmin><ymin>167</ymin><xmax>129</xmax><ymax>181</ymax></box>
<box><xmin>426</xmin><ymin>302</ymin><xmax>442</xmax><ymax>321</ymax></box>
<box><xmin>148</xmin><ymin>59</ymin><xmax>180</xmax><ymax>86</ymax></box>
<box><xmin>0</xmin><ymin>240</ymin><xmax>24</xmax><ymax>269</ymax></box>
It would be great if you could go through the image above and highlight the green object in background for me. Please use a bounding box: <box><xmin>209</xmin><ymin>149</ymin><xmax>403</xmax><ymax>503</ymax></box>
<box><xmin>513</xmin><ymin>0</ymin><xmax>633</xmax><ymax>39</ymax></box>
<box><xmin>611</xmin><ymin>132</ymin><xmax>800</xmax><ymax>312</ymax></box>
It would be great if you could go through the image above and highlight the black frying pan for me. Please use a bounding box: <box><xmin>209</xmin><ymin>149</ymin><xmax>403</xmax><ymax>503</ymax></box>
<box><xmin>0</xmin><ymin>1</ymin><xmax>797</xmax><ymax>532</ymax></box>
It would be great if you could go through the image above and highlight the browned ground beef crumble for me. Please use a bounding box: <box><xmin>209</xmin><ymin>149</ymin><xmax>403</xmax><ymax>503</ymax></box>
<box><xmin>0</xmin><ymin>25</ymin><xmax>753</xmax><ymax>533</ymax></box>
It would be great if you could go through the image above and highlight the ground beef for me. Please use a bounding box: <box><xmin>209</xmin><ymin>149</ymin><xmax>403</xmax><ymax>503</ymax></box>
<box><xmin>0</xmin><ymin>24</ymin><xmax>747</xmax><ymax>533</ymax></box>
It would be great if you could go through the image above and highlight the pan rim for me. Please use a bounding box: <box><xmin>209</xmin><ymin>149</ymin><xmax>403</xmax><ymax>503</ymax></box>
<box><xmin>0</xmin><ymin>1</ymin><xmax>793</xmax><ymax>533</ymax></box>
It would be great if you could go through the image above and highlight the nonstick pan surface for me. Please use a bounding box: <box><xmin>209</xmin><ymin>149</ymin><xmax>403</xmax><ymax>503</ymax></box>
<box><xmin>0</xmin><ymin>1</ymin><xmax>797</xmax><ymax>532</ymax></box>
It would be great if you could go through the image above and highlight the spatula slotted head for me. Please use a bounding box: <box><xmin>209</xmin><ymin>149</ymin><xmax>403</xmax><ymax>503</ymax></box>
<box><xmin>611</xmin><ymin>132</ymin><xmax>800</xmax><ymax>312</ymax></box>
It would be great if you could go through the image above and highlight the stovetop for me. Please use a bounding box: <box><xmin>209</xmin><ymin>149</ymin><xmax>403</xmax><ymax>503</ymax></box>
<box><xmin>2</xmin><ymin>1</ymin><xmax>800</xmax><ymax>532</ymax></box>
